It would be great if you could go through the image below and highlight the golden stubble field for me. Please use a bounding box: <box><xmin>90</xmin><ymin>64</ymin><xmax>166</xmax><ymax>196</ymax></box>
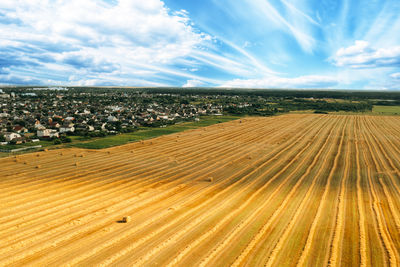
<box><xmin>1</xmin><ymin>114</ymin><xmax>400</xmax><ymax>266</ymax></box>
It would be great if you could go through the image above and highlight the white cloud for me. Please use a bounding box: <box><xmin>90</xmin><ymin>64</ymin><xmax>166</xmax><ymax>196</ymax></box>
<box><xmin>390</xmin><ymin>72</ymin><xmax>400</xmax><ymax>79</ymax></box>
<box><xmin>219</xmin><ymin>75</ymin><xmax>337</xmax><ymax>88</ymax></box>
<box><xmin>336</xmin><ymin>41</ymin><xmax>371</xmax><ymax>57</ymax></box>
<box><xmin>183</xmin><ymin>79</ymin><xmax>205</xmax><ymax>87</ymax></box>
<box><xmin>333</xmin><ymin>40</ymin><xmax>400</xmax><ymax>68</ymax></box>
<box><xmin>0</xmin><ymin>0</ymin><xmax>212</xmax><ymax>85</ymax></box>
<box><xmin>243</xmin><ymin>0</ymin><xmax>317</xmax><ymax>53</ymax></box>
<box><xmin>220</xmin><ymin>38</ymin><xmax>277</xmax><ymax>75</ymax></box>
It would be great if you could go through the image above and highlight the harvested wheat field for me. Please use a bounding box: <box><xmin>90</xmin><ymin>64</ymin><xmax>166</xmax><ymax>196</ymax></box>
<box><xmin>1</xmin><ymin>114</ymin><xmax>400</xmax><ymax>266</ymax></box>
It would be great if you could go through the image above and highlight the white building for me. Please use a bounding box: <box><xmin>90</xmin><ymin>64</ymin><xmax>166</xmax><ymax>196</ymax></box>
<box><xmin>65</xmin><ymin>116</ymin><xmax>75</xmax><ymax>121</ymax></box>
<box><xmin>60</xmin><ymin>126</ymin><xmax>75</xmax><ymax>133</ymax></box>
<box><xmin>0</xmin><ymin>94</ymin><xmax>10</xmax><ymax>99</ymax></box>
<box><xmin>35</xmin><ymin>122</ymin><xmax>46</xmax><ymax>130</ymax></box>
<box><xmin>37</xmin><ymin>129</ymin><xmax>59</xmax><ymax>138</ymax></box>
<box><xmin>107</xmin><ymin>116</ymin><xmax>118</xmax><ymax>122</ymax></box>
<box><xmin>4</xmin><ymin>132</ymin><xmax>21</xmax><ymax>142</ymax></box>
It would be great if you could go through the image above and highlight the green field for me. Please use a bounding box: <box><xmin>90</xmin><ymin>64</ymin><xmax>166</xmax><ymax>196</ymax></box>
<box><xmin>71</xmin><ymin>115</ymin><xmax>240</xmax><ymax>149</ymax></box>
<box><xmin>0</xmin><ymin>140</ymin><xmax>54</xmax><ymax>151</ymax></box>
<box><xmin>324</xmin><ymin>105</ymin><xmax>400</xmax><ymax>116</ymax></box>
<box><xmin>372</xmin><ymin>105</ymin><xmax>400</xmax><ymax>115</ymax></box>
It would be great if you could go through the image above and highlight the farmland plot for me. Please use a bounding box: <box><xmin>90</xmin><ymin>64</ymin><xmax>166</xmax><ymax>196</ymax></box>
<box><xmin>1</xmin><ymin>114</ymin><xmax>400</xmax><ymax>266</ymax></box>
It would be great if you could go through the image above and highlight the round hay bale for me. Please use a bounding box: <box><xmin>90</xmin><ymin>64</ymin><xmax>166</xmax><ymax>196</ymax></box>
<box><xmin>79</xmin><ymin>154</ymin><xmax>84</xmax><ymax>157</ymax></box>
<box><xmin>36</xmin><ymin>165</ymin><xmax>41</xmax><ymax>169</ymax></box>
<box><xmin>140</xmin><ymin>140</ymin><xmax>144</xmax><ymax>144</ymax></box>
<box><xmin>36</xmin><ymin>154</ymin><xmax>40</xmax><ymax>157</ymax></box>
<box><xmin>60</xmin><ymin>152</ymin><xmax>64</xmax><ymax>156</ymax></box>
<box><xmin>122</xmin><ymin>216</ymin><xmax>131</xmax><ymax>223</ymax></box>
<box><xmin>206</xmin><ymin>177</ymin><xmax>214</xmax><ymax>182</ymax></box>
<box><xmin>44</xmin><ymin>149</ymin><xmax>48</xmax><ymax>152</ymax></box>
<box><xmin>107</xmin><ymin>151</ymin><xmax>111</xmax><ymax>154</ymax></box>
<box><xmin>75</xmin><ymin>162</ymin><xmax>79</xmax><ymax>166</ymax></box>
<box><xmin>130</xmin><ymin>150</ymin><xmax>134</xmax><ymax>153</ymax></box>
<box><xmin>23</xmin><ymin>161</ymin><xmax>28</xmax><ymax>165</ymax></box>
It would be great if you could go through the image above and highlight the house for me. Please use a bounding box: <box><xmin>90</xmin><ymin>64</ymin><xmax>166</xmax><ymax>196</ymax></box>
<box><xmin>13</xmin><ymin>125</ymin><xmax>28</xmax><ymax>133</ymax></box>
<box><xmin>65</xmin><ymin>116</ymin><xmax>75</xmax><ymax>121</ymax></box>
<box><xmin>0</xmin><ymin>94</ymin><xmax>10</xmax><ymax>99</ymax></box>
<box><xmin>13</xmin><ymin>137</ymin><xmax>26</xmax><ymax>144</ymax></box>
<box><xmin>37</xmin><ymin>129</ymin><xmax>59</xmax><ymax>138</ymax></box>
<box><xmin>107</xmin><ymin>115</ymin><xmax>118</xmax><ymax>122</ymax></box>
<box><xmin>34</xmin><ymin>120</ymin><xmax>45</xmax><ymax>129</ymax></box>
<box><xmin>36</xmin><ymin>124</ymin><xmax>46</xmax><ymax>130</ymax></box>
<box><xmin>48</xmin><ymin>121</ymin><xmax>60</xmax><ymax>129</ymax></box>
<box><xmin>4</xmin><ymin>132</ymin><xmax>21</xmax><ymax>142</ymax></box>
<box><xmin>75</xmin><ymin>124</ymin><xmax>94</xmax><ymax>132</ymax></box>
<box><xmin>60</xmin><ymin>123</ymin><xmax>75</xmax><ymax>133</ymax></box>
<box><xmin>24</xmin><ymin>132</ymin><xmax>35</xmax><ymax>138</ymax></box>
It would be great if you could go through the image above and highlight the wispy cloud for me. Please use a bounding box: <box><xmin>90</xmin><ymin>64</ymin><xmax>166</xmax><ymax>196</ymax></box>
<box><xmin>242</xmin><ymin>0</ymin><xmax>318</xmax><ymax>53</ymax></box>
<box><xmin>215</xmin><ymin>37</ymin><xmax>278</xmax><ymax>76</ymax></box>
<box><xmin>220</xmin><ymin>75</ymin><xmax>337</xmax><ymax>89</ymax></box>
<box><xmin>1</xmin><ymin>0</ymin><xmax>400</xmax><ymax>89</ymax></box>
<box><xmin>280</xmin><ymin>0</ymin><xmax>319</xmax><ymax>26</ymax></box>
<box><xmin>333</xmin><ymin>40</ymin><xmax>400</xmax><ymax>68</ymax></box>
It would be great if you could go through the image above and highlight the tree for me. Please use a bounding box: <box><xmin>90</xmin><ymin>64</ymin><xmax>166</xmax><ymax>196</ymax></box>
<box><xmin>114</xmin><ymin>121</ymin><xmax>122</xmax><ymax>131</ymax></box>
<box><xmin>61</xmin><ymin>136</ymin><xmax>72</xmax><ymax>143</ymax></box>
<box><xmin>13</xmin><ymin>120</ymin><xmax>26</xmax><ymax>127</ymax></box>
<box><xmin>53</xmin><ymin>139</ymin><xmax>62</xmax><ymax>145</ymax></box>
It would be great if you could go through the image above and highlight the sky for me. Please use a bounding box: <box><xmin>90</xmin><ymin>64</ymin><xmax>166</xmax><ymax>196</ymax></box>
<box><xmin>1</xmin><ymin>0</ymin><xmax>400</xmax><ymax>89</ymax></box>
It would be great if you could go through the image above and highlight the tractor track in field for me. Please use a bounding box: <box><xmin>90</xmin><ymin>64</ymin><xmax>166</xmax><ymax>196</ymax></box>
<box><xmin>1</xmin><ymin>114</ymin><xmax>399</xmax><ymax>266</ymax></box>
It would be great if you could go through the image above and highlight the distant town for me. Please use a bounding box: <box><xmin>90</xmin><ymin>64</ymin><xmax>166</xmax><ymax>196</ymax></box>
<box><xmin>0</xmin><ymin>86</ymin><xmax>392</xmax><ymax>148</ymax></box>
<box><xmin>0</xmin><ymin>87</ymin><xmax>226</xmax><ymax>147</ymax></box>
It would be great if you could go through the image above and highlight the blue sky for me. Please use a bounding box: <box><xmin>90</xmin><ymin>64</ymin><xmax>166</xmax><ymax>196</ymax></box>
<box><xmin>1</xmin><ymin>0</ymin><xmax>400</xmax><ymax>89</ymax></box>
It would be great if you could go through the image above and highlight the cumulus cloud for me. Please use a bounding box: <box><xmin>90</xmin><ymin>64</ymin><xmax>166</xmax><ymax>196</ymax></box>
<box><xmin>333</xmin><ymin>40</ymin><xmax>400</xmax><ymax>68</ymax></box>
<box><xmin>219</xmin><ymin>75</ymin><xmax>337</xmax><ymax>88</ymax></box>
<box><xmin>182</xmin><ymin>79</ymin><xmax>205</xmax><ymax>87</ymax></box>
<box><xmin>0</xmin><ymin>0</ymin><xmax>211</xmax><ymax>85</ymax></box>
